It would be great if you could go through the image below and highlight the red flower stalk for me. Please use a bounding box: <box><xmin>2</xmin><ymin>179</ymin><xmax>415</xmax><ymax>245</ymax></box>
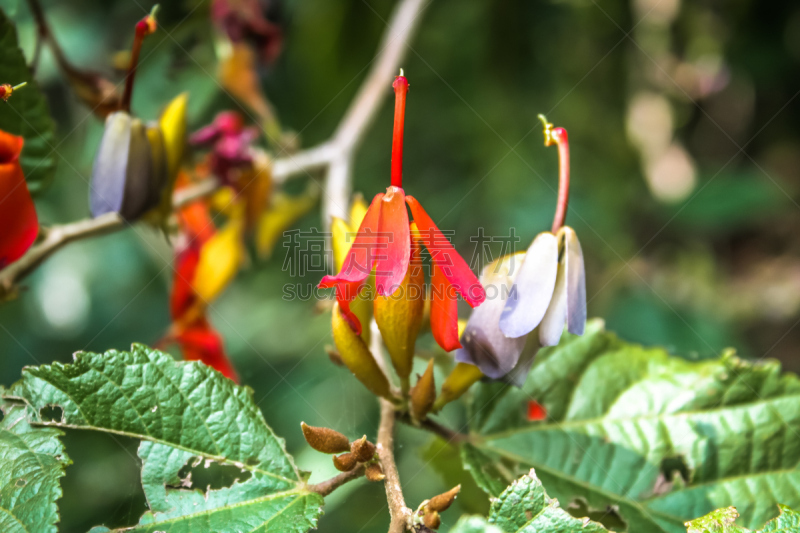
<box><xmin>319</xmin><ymin>73</ymin><xmax>486</xmax><ymax>351</ymax></box>
<box><xmin>121</xmin><ymin>5</ymin><xmax>159</xmax><ymax>113</ymax></box>
<box><xmin>0</xmin><ymin>130</ymin><xmax>38</xmax><ymax>268</ymax></box>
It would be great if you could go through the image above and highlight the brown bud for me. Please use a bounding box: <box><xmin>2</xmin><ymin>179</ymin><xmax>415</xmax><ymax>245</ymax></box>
<box><xmin>325</xmin><ymin>345</ymin><xmax>345</xmax><ymax>367</ymax></box>
<box><xmin>427</xmin><ymin>485</ymin><xmax>461</xmax><ymax>513</ymax></box>
<box><xmin>332</xmin><ymin>452</ymin><xmax>358</xmax><ymax>472</ymax></box>
<box><xmin>423</xmin><ymin>510</ymin><xmax>441</xmax><ymax>530</ymax></box>
<box><xmin>365</xmin><ymin>462</ymin><xmax>385</xmax><ymax>482</ymax></box>
<box><xmin>410</xmin><ymin>359</ymin><xmax>436</xmax><ymax>421</ymax></box>
<box><xmin>351</xmin><ymin>436</ymin><xmax>377</xmax><ymax>463</ymax></box>
<box><xmin>301</xmin><ymin>422</ymin><xmax>350</xmax><ymax>454</ymax></box>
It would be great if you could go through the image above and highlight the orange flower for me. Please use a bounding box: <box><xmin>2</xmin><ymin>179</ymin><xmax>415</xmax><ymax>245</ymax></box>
<box><xmin>0</xmin><ymin>130</ymin><xmax>38</xmax><ymax>267</ymax></box>
<box><xmin>319</xmin><ymin>74</ymin><xmax>485</xmax><ymax>352</ymax></box>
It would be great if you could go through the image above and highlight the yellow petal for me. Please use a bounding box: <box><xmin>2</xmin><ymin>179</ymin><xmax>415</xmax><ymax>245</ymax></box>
<box><xmin>331</xmin><ymin>216</ymin><xmax>353</xmax><ymax>273</ymax></box>
<box><xmin>433</xmin><ymin>363</ymin><xmax>484</xmax><ymax>412</ymax></box>
<box><xmin>255</xmin><ymin>187</ymin><xmax>318</xmax><ymax>259</ymax></box>
<box><xmin>219</xmin><ymin>43</ymin><xmax>272</xmax><ymax>121</ymax></box>
<box><xmin>241</xmin><ymin>151</ymin><xmax>272</xmax><ymax>232</ymax></box>
<box><xmin>349</xmin><ymin>193</ymin><xmax>369</xmax><ymax>230</ymax></box>
<box><xmin>159</xmin><ymin>93</ymin><xmax>188</xmax><ymax>183</ymax></box>
<box><xmin>331</xmin><ymin>303</ymin><xmax>391</xmax><ymax>399</ymax></box>
<box><xmin>193</xmin><ymin>216</ymin><xmax>244</xmax><ymax>304</ymax></box>
<box><xmin>374</xmin><ymin>235</ymin><xmax>424</xmax><ymax>387</ymax></box>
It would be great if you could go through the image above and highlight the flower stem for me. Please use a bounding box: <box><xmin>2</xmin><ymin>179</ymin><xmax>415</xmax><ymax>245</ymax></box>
<box><xmin>391</xmin><ymin>71</ymin><xmax>409</xmax><ymax>188</ymax></box>
<box><xmin>539</xmin><ymin>114</ymin><xmax>570</xmax><ymax>233</ymax></box>
<box><xmin>121</xmin><ymin>6</ymin><xmax>159</xmax><ymax>113</ymax></box>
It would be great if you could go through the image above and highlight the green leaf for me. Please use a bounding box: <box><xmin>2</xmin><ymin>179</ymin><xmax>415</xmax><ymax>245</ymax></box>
<box><xmin>686</xmin><ymin>505</ymin><xmax>800</xmax><ymax>533</ymax></box>
<box><xmin>450</xmin><ymin>469</ymin><xmax>609</xmax><ymax>532</ymax></box>
<box><xmin>464</xmin><ymin>320</ymin><xmax>800</xmax><ymax>533</ymax></box>
<box><xmin>0</xmin><ymin>396</ymin><xmax>69</xmax><ymax>533</ymax></box>
<box><xmin>0</xmin><ymin>9</ymin><xmax>57</xmax><ymax>193</ymax></box>
<box><xmin>11</xmin><ymin>344</ymin><xmax>323</xmax><ymax>532</ymax></box>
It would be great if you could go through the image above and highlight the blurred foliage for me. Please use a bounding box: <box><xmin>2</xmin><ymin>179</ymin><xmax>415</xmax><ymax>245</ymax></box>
<box><xmin>0</xmin><ymin>0</ymin><xmax>799</xmax><ymax>531</ymax></box>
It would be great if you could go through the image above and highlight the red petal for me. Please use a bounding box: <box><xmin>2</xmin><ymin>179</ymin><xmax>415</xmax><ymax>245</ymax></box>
<box><xmin>405</xmin><ymin>196</ymin><xmax>485</xmax><ymax>307</ymax></box>
<box><xmin>170</xmin><ymin>243</ymin><xmax>201</xmax><ymax>320</ymax></box>
<box><xmin>0</xmin><ymin>131</ymin><xmax>38</xmax><ymax>267</ymax></box>
<box><xmin>527</xmin><ymin>400</ymin><xmax>547</xmax><ymax>422</ymax></box>
<box><xmin>375</xmin><ymin>186</ymin><xmax>410</xmax><ymax>296</ymax></box>
<box><xmin>177</xmin><ymin>200</ymin><xmax>215</xmax><ymax>245</ymax></box>
<box><xmin>430</xmin><ymin>262</ymin><xmax>461</xmax><ymax>351</ymax></box>
<box><xmin>334</xmin><ymin>279</ymin><xmax>366</xmax><ymax>335</ymax></box>
<box><xmin>319</xmin><ymin>193</ymin><xmax>384</xmax><ymax>333</ymax></box>
<box><xmin>176</xmin><ymin>318</ymin><xmax>239</xmax><ymax>382</ymax></box>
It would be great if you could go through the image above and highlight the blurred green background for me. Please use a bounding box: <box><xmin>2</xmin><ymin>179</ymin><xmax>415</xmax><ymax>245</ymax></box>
<box><xmin>2</xmin><ymin>0</ymin><xmax>800</xmax><ymax>531</ymax></box>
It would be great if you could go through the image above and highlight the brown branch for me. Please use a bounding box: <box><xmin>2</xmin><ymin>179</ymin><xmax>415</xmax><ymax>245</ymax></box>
<box><xmin>378</xmin><ymin>399</ymin><xmax>411</xmax><ymax>533</ymax></box>
<box><xmin>307</xmin><ymin>463</ymin><xmax>366</xmax><ymax>497</ymax></box>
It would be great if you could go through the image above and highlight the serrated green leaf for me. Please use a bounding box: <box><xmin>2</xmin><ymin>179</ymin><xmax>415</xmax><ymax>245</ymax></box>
<box><xmin>11</xmin><ymin>344</ymin><xmax>323</xmax><ymax>533</ymax></box>
<box><xmin>686</xmin><ymin>504</ymin><xmax>800</xmax><ymax>533</ymax></box>
<box><xmin>450</xmin><ymin>469</ymin><xmax>608</xmax><ymax>532</ymax></box>
<box><xmin>0</xmin><ymin>397</ymin><xmax>69</xmax><ymax>533</ymax></box>
<box><xmin>465</xmin><ymin>320</ymin><xmax>800</xmax><ymax>532</ymax></box>
<box><xmin>0</xmin><ymin>10</ymin><xmax>56</xmax><ymax>193</ymax></box>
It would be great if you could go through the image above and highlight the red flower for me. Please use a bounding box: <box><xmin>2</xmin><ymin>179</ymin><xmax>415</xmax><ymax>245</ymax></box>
<box><xmin>318</xmin><ymin>74</ymin><xmax>485</xmax><ymax>351</ymax></box>
<box><xmin>0</xmin><ymin>130</ymin><xmax>38</xmax><ymax>268</ymax></box>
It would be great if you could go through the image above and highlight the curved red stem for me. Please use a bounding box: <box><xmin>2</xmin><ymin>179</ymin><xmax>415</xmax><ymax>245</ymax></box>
<box><xmin>391</xmin><ymin>75</ymin><xmax>409</xmax><ymax>188</ymax></box>
<box><xmin>549</xmin><ymin>127</ymin><xmax>569</xmax><ymax>233</ymax></box>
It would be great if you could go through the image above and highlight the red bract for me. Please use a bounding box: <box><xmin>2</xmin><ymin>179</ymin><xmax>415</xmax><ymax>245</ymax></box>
<box><xmin>190</xmin><ymin>111</ymin><xmax>259</xmax><ymax>188</ymax></box>
<box><xmin>318</xmin><ymin>74</ymin><xmax>485</xmax><ymax>350</ymax></box>
<box><xmin>173</xmin><ymin>318</ymin><xmax>239</xmax><ymax>382</ymax></box>
<box><xmin>0</xmin><ymin>130</ymin><xmax>38</xmax><ymax>268</ymax></box>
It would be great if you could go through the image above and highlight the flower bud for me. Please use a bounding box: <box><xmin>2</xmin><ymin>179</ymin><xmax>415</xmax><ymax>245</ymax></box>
<box><xmin>350</xmin><ymin>436</ymin><xmax>376</xmax><ymax>463</ymax></box>
<box><xmin>365</xmin><ymin>462</ymin><xmax>385</xmax><ymax>482</ymax></box>
<box><xmin>146</xmin><ymin>93</ymin><xmax>188</xmax><ymax>228</ymax></box>
<box><xmin>331</xmin><ymin>303</ymin><xmax>391</xmax><ymax>399</ymax></box>
<box><xmin>410</xmin><ymin>359</ymin><xmax>436</xmax><ymax>421</ymax></box>
<box><xmin>374</xmin><ymin>231</ymin><xmax>424</xmax><ymax>387</ymax></box>
<box><xmin>423</xmin><ymin>511</ymin><xmax>441</xmax><ymax>530</ymax></box>
<box><xmin>427</xmin><ymin>485</ymin><xmax>460</xmax><ymax>512</ymax></box>
<box><xmin>90</xmin><ymin>112</ymin><xmax>167</xmax><ymax>221</ymax></box>
<box><xmin>300</xmin><ymin>422</ymin><xmax>350</xmax><ymax>454</ymax></box>
<box><xmin>332</xmin><ymin>452</ymin><xmax>358</xmax><ymax>472</ymax></box>
<box><xmin>433</xmin><ymin>363</ymin><xmax>483</xmax><ymax>412</ymax></box>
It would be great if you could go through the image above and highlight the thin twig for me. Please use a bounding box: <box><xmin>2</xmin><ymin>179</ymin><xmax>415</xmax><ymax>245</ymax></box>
<box><xmin>308</xmin><ymin>463</ymin><xmax>366</xmax><ymax>497</ymax></box>
<box><xmin>323</xmin><ymin>0</ymin><xmax>428</xmax><ymax>223</ymax></box>
<box><xmin>396</xmin><ymin>411</ymin><xmax>469</xmax><ymax>444</ymax></box>
<box><xmin>378</xmin><ymin>399</ymin><xmax>411</xmax><ymax>533</ymax></box>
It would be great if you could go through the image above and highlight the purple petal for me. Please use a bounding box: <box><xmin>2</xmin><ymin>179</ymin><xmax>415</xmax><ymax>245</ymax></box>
<box><xmin>90</xmin><ymin>112</ymin><xmax>131</xmax><ymax>217</ymax></box>
<box><xmin>562</xmin><ymin>227</ymin><xmax>587</xmax><ymax>335</ymax></box>
<box><xmin>539</xmin><ymin>253</ymin><xmax>567</xmax><ymax>346</ymax></box>
<box><xmin>499</xmin><ymin>232</ymin><xmax>559</xmax><ymax>338</ymax></box>
<box><xmin>456</xmin><ymin>254</ymin><xmax>526</xmax><ymax>379</ymax></box>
